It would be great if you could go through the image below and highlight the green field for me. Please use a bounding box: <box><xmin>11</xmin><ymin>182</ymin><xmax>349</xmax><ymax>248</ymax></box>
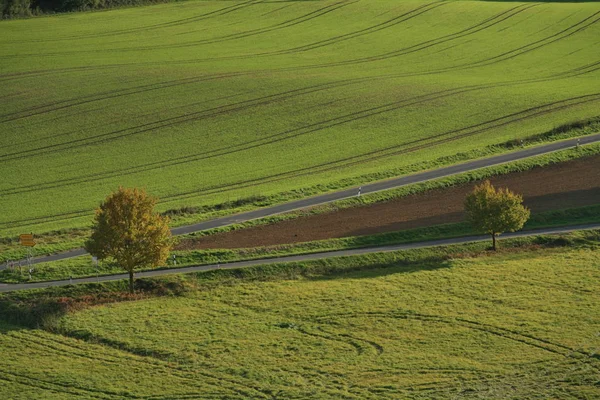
<box><xmin>1</xmin><ymin>235</ymin><xmax>599</xmax><ymax>398</ymax></box>
<box><xmin>1</xmin><ymin>0</ymin><xmax>600</xmax><ymax>235</ymax></box>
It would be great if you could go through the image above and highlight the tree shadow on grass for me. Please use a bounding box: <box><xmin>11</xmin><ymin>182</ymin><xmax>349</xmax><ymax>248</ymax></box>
<box><xmin>341</xmin><ymin>214</ymin><xmax>466</xmax><ymax>240</ymax></box>
<box><xmin>0</xmin><ymin>296</ymin><xmax>70</xmax><ymax>331</ymax></box>
<box><xmin>0</xmin><ymin>319</ymin><xmax>27</xmax><ymax>334</ymax></box>
<box><xmin>0</xmin><ymin>278</ymin><xmax>189</xmax><ymax>331</ymax></box>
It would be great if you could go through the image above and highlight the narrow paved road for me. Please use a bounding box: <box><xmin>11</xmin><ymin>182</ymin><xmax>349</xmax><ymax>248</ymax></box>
<box><xmin>14</xmin><ymin>134</ymin><xmax>600</xmax><ymax>266</ymax></box>
<box><xmin>1</xmin><ymin>223</ymin><xmax>597</xmax><ymax>293</ymax></box>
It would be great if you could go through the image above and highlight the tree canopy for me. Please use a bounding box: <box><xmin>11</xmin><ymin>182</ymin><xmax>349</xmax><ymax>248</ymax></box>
<box><xmin>85</xmin><ymin>187</ymin><xmax>174</xmax><ymax>293</ymax></box>
<box><xmin>464</xmin><ymin>180</ymin><xmax>530</xmax><ymax>250</ymax></box>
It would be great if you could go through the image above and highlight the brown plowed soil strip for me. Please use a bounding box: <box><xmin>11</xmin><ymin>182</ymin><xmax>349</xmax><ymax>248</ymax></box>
<box><xmin>177</xmin><ymin>155</ymin><xmax>600</xmax><ymax>250</ymax></box>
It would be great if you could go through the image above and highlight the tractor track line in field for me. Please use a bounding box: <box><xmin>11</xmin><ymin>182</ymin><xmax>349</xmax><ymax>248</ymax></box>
<box><xmin>2</xmin><ymin>0</ymin><xmax>263</xmax><ymax>44</ymax></box>
<box><xmin>283</xmin><ymin>7</ymin><xmax>598</xmax><ymax>72</ymax></box>
<box><xmin>182</xmin><ymin>0</ymin><xmax>435</xmax><ymax>50</ymax></box>
<box><xmin>14</xmin><ymin>331</ymin><xmax>272</xmax><ymax>398</ymax></box>
<box><xmin>1</xmin><ymin>6</ymin><xmax>595</xmax><ymax>84</ymax></box>
<box><xmin>1</xmin><ymin>67</ymin><xmax>599</xmax><ymax>203</ymax></box>
<box><xmin>80</xmin><ymin>0</ymin><xmax>440</xmax><ymax>55</ymax></box>
<box><xmin>0</xmin><ymin>370</ymin><xmax>123</xmax><ymax>399</ymax></box>
<box><xmin>390</xmin><ymin>10</ymin><xmax>600</xmax><ymax>72</ymax></box>
<box><xmin>0</xmin><ymin>92</ymin><xmax>247</xmax><ymax>152</ymax></box>
<box><xmin>467</xmin><ymin>11</ymin><xmax>600</xmax><ymax>67</ymax></box>
<box><xmin>0</xmin><ymin>74</ymin><xmax>403</xmax><ymax>160</ymax></box>
<box><xmin>317</xmin><ymin>326</ymin><xmax>384</xmax><ymax>355</ymax></box>
<box><xmin>104</xmin><ymin>0</ymin><xmax>264</xmax><ymax>34</ymax></box>
<box><xmin>0</xmin><ymin>60</ymin><xmax>596</xmax><ymax>198</ymax></box>
<box><xmin>104</xmin><ymin>0</ymin><xmax>359</xmax><ymax>53</ymax></box>
<box><xmin>0</xmin><ymin>209</ymin><xmax>93</xmax><ymax>229</ymax></box>
<box><xmin>319</xmin><ymin>4</ymin><xmax>538</xmax><ymax>66</ymax></box>
<box><xmin>158</xmin><ymin>93</ymin><xmax>600</xmax><ymax>202</ymax></box>
<box><xmin>3</xmin><ymin>53</ymin><xmax>599</xmax><ymax>167</ymax></box>
<box><xmin>269</xmin><ymin>1</ymin><xmax>448</xmax><ymax>55</ymax></box>
<box><xmin>4</xmin><ymin>0</ymin><xmax>355</xmax><ymax>57</ymax></box>
<box><xmin>259</xmin><ymin>2</ymin><xmax>297</xmax><ymax>18</ymax></box>
<box><xmin>269</xmin><ymin>3</ymin><xmax>534</xmax><ymax>58</ymax></box>
<box><xmin>0</xmin><ymin>3</ymin><xmax>552</xmax><ymax>81</ymax></box>
<box><xmin>296</xmin><ymin>326</ymin><xmax>365</xmax><ymax>355</ymax></box>
<box><xmin>0</xmin><ymin>72</ymin><xmax>249</xmax><ymax>123</ymax></box>
<box><xmin>0</xmin><ymin>77</ymin><xmax>366</xmax><ymax>155</ymax></box>
<box><xmin>180</xmin><ymin>0</ymin><xmax>356</xmax><ymax>45</ymax></box>
<box><xmin>442</xmin><ymin>11</ymin><xmax>600</xmax><ymax>69</ymax></box>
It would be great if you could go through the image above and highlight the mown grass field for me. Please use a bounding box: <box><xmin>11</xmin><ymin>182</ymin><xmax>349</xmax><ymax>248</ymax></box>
<box><xmin>0</xmin><ymin>234</ymin><xmax>598</xmax><ymax>398</ymax></box>
<box><xmin>1</xmin><ymin>0</ymin><xmax>600</xmax><ymax>235</ymax></box>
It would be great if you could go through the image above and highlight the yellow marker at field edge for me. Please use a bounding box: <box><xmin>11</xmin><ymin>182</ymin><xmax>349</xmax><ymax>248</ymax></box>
<box><xmin>19</xmin><ymin>234</ymin><xmax>35</xmax><ymax>247</ymax></box>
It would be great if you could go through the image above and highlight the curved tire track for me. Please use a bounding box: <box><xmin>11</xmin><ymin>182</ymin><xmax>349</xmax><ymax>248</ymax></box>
<box><xmin>315</xmin><ymin>311</ymin><xmax>600</xmax><ymax>368</ymax></box>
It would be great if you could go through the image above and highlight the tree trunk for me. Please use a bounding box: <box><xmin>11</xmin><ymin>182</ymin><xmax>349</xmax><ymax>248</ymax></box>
<box><xmin>129</xmin><ymin>270</ymin><xmax>134</xmax><ymax>294</ymax></box>
<box><xmin>491</xmin><ymin>232</ymin><xmax>497</xmax><ymax>251</ymax></box>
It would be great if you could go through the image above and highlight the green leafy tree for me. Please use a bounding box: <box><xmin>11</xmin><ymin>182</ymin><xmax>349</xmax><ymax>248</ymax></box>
<box><xmin>464</xmin><ymin>180</ymin><xmax>530</xmax><ymax>251</ymax></box>
<box><xmin>85</xmin><ymin>187</ymin><xmax>174</xmax><ymax>293</ymax></box>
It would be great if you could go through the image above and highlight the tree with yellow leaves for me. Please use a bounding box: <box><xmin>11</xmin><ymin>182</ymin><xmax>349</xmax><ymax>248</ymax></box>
<box><xmin>464</xmin><ymin>180</ymin><xmax>530</xmax><ymax>251</ymax></box>
<box><xmin>85</xmin><ymin>187</ymin><xmax>174</xmax><ymax>293</ymax></box>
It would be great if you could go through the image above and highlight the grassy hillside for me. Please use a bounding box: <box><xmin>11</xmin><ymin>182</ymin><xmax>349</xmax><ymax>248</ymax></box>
<box><xmin>0</xmin><ymin>234</ymin><xmax>598</xmax><ymax>398</ymax></box>
<box><xmin>1</xmin><ymin>0</ymin><xmax>600</xmax><ymax>235</ymax></box>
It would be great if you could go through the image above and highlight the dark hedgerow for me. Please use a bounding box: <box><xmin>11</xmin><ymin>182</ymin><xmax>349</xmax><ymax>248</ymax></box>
<box><xmin>1</xmin><ymin>0</ymin><xmax>174</xmax><ymax>17</ymax></box>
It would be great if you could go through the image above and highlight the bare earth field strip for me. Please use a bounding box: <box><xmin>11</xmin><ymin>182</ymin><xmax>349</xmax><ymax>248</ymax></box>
<box><xmin>179</xmin><ymin>155</ymin><xmax>600</xmax><ymax>250</ymax></box>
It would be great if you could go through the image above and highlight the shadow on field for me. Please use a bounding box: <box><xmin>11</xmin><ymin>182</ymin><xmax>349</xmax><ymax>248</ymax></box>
<box><xmin>0</xmin><ymin>278</ymin><xmax>188</xmax><ymax>331</ymax></box>
<box><xmin>344</xmin><ymin>213</ymin><xmax>465</xmax><ymax>239</ymax></box>
<box><xmin>0</xmin><ymin>295</ymin><xmax>70</xmax><ymax>331</ymax></box>
<box><xmin>523</xmin><ymin>189</ymin><xmax>600</xmax><ymax>214</ymax></box>
<box><xmin>0</xmin><ymin>321</ymin><xmax>25</xmax><ymax>334</ymax></box>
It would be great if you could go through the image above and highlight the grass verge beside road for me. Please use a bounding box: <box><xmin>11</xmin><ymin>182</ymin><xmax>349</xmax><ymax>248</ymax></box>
<box><xmin>3</xmin><ymin>205</ymin><xmax>598</xmax><ymax>284</ymax></box>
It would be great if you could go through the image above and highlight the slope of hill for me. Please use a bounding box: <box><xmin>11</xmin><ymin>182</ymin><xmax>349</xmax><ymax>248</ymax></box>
<box><xmin>1</xmin><ymin>237</ymin><xmax>599</xmax><ymax>398</ymax></box>
<box><xmin>1</xmin><ymin>0</ymin><xmax>599</xmax><ymax>235</ymax></box>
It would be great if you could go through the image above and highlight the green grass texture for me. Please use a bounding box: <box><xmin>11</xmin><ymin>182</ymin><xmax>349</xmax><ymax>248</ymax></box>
<box><xmin>1</xmin><ymin>0</ymin><xmax>600</xmax><ymax>235</ymax></box>
<box><xmin>1</xmin><ymin>237</ymin><xmax>598</xmax><ymax>398</ymax></box>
